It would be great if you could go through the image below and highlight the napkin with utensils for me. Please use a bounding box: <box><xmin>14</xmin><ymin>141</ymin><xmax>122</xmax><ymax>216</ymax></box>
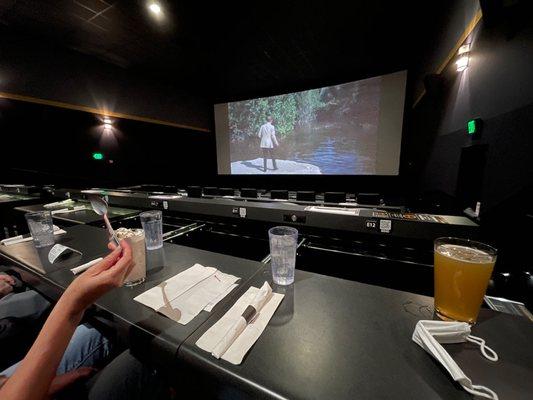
<box><xmin>1</xmin><ymin>225</ymin><xmax>66</xmax><ymax>246</ymax></box>
<box><xmin>134</xmin><ymin>264</ymin><xmax>240</xmax><ymax>325</ymax></box>
<box><xmin>196</xmin><ymin>281</ymin><xmax>284</xmax><ymax>365</ymax></box>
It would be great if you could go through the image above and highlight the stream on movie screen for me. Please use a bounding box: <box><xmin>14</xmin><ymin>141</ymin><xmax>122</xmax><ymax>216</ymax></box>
<box><xmin>228</xmin><ymin>76</ymin><xmax>381</xmax><ymax>175</ymax></box>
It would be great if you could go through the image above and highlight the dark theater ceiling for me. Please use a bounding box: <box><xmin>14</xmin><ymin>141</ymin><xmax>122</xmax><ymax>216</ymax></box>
<box><xmin>0</xmin><ymin>0</ymin><xmax>452</xmax><ymax>101</ymax></box>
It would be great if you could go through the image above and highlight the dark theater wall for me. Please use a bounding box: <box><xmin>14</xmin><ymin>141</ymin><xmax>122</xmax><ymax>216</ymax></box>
<box><xmin>408</xmin><ymin>1</ymin><xmax>533</xmax><ymax>214</ymax></box>
<box><xmin>0</xmin><ymin>99</ymin><xmax>216</xmax><ymax>187</ymax></box>
<box><xmin>0</xmin><ymin>27</ymin><xmax>212</xmax><ymax>132</ymax></box>
<box><xmin>407</xmin><ymin>0</ymin><xmax>533</xmax><ymax>274</ymax></box>
<box><xmin>0</xmin><ymin>45</ymin><xmax>212</xmax><ymax>132</ymax></box>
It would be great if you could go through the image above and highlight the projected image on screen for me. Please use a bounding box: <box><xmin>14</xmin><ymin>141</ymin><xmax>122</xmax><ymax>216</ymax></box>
<box><xmin>215</xmin><ymin>71</ymin><xmax>406</xmax><ymax>175</ymax></box>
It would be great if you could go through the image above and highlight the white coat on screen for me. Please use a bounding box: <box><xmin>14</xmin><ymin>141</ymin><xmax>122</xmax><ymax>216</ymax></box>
<box><xmin>258</xmin><ymin>122</ymin><xmax>279</xmax><ymax>149</ymax></box>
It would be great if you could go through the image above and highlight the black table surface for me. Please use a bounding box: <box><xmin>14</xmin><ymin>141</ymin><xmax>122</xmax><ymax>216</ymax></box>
<box><xmin>0</xmin><ymin>224</ymin><xmax>264</xmax><ymax>368</ymax></box>
<box><xmin>0</xmin><ymin>194</ymin><xmax>36</xmax><ymax>205</ymax></box>
<box><xmin>49</xmin><ymin>242</ymin><xmax>264</xmax><ymax>367</ymax></box>
<box><xmin>14</xmin><ymin>202</ymin><xmax>139</xmax><ymax>224</ymax></box>
<box><xmin>0</xmin><ymin>224</ymin><xmax>111</xmax><ymax>275</ymax></box>
<box><xmin>1</xmin><ymin>225</ymin><xmax>532</xmax><ymax>399</ymax></box>
<box><xmin>180</xmin><ymin>268</ymin><xmax>533</xmax><ymax>400</ymax></box>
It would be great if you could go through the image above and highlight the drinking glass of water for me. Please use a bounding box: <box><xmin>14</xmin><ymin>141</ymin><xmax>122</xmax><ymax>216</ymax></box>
<box><xmin>139</xmin><ymin>210</ymin><xmax>163</xmax><ymax>250</ymax></box>
<box><xmin>25</xmin><ymin>211</ymin><xmax>55</xmax><ymax>248</ymax></box>
<box><xmin>268</xmin><ymin>226</ymin><xmax>298</xmax><ymax>285</ymax></box>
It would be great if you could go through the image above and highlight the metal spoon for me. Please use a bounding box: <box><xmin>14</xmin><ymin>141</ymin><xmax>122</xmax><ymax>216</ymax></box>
<box><xmin>88</xmin><ymin>195</ymin><xmax>120</xmax><ymax>246</ymax></box>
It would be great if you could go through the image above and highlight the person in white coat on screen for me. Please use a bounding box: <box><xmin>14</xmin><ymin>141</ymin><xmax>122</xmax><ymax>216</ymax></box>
<box><xmin>258</xmin><ymin>116</ymin><xmax>279</xmax><ymax>172</ymax></box>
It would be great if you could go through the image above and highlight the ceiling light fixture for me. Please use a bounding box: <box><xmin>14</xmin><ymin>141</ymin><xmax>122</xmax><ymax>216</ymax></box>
<box><xmin>148</xmin><ymin>2</ymin><xmax>162</xmax><ymax>15</ymax></box>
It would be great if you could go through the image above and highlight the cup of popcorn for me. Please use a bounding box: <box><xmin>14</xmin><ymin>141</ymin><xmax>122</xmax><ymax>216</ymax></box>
<box><xmin>115</xmin><ymin>227</ymin><xmax>146</xmax><ymax>287</ymax></box>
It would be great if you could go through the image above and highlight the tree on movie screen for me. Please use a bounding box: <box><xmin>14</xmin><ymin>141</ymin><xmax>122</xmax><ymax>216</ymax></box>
<box><xmin>229</xmin><ymin>90</ymin><xmax>324</xmax><ymax>138</ymax></box>
<box><xmin>228</xmin><ymin>76</ymin><xmax>381</xmax><ymax>175</ymax></box>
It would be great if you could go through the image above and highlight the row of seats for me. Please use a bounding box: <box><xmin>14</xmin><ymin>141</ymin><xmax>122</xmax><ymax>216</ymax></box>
<box><xmin>186</xmin><ymin>186</ymin><xmax>381</xmax><ymax>205</ymax></box>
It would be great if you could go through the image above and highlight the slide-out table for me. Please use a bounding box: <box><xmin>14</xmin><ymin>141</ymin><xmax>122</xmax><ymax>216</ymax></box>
<box><xmin>1</xmin><ymin>225</ymin><xmax>531</xmax><ymax>399</ymax></box>
<box><xmin>14</xmin><ymin>202</ymin><xmax>139</xmax><ymax>226</ymax></box>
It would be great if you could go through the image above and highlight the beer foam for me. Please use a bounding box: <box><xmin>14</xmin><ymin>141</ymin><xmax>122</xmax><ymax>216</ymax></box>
<box><xmin>115</xmin><ymin>227</ymin><xmax>143</xmax><ymax>239</ymax></box>
<box><xmin>436</xmin><ymin>244</ymin><xmax>494</xmax><ymax>263</ymax></box>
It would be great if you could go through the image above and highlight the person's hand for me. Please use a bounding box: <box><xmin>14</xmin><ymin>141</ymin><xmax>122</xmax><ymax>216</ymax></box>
<box><xmin>107</xmin><ymin>242</ymin><xmax>119</xmax><ymax>251</ymax></box>
<box><xmin>0</xmin><ymin>275</ymin><xmax>14</xmax><ymax>298</ymax></box>
<box><xmin>0</xmin><ymin>274</ymin><xmax>15</xmax><ymax>286</ymax></box>
<box><xmin>0</xmin><ymin>281</ymin><xmax>13</xmax><ymax>298</ymax></box>
<box><xmin>1</xmin><ymin>367</ymin><xmax>96</xmax><ymax>396</ymax></box>
<box><xmin>59</xmin><ymin>240</ymin><xmax>134</xmax><ymax>317</ymax></box>
<box><xmin>48</xmin><ymin>367</ymin><xmax>97</xmax><ymax>396</ymax></box>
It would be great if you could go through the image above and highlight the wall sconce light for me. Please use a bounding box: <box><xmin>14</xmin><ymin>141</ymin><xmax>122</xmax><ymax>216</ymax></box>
<box><xmin>456</xmin><ymin>43</ymin><xmax>471</xmax><ymax>72</ymax></box>
<box><xmin>102</xmin><ymin>116</ymin><xmax>113</xmax><ymax>131</ymax></box>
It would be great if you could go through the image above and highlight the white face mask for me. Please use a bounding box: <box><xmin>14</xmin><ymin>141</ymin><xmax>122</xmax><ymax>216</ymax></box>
<box><xmin>412</xmin><ymin>320</ymin><xmax>499</xmax><ymax>400</ymax></box>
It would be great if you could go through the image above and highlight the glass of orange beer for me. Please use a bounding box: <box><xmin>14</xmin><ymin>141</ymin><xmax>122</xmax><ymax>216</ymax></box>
<box><xmin>434</xmin><ymin>237</ymin><xmax>497</xmax><ymax>324</ymax></box>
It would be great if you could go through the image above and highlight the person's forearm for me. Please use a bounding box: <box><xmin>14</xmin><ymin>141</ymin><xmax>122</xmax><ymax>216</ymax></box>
<box><xmin>0</xmin><ymin>297</ymin><xmax>83</xmax><ymax>400</ymax></box>
<box><xmin>0</xmin><ymin>243</ymin><xmax>131</xmax><ymax>400</ymax></box>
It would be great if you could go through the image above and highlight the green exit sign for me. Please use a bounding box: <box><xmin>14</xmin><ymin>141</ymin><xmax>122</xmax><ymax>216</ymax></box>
<box><xmin>92</xmin><ymin>152</ymin><xmax>104</xmax><ymax>160</ymax></box>
<box><xmin>467</xmin><ymin>118</ymin><xmax>482</xmax><ymax>137</ymax></box>
<box><xmin>467</xmin><ymin>120</ymin><xmax>476</xmax><ymax>134</ymax></box>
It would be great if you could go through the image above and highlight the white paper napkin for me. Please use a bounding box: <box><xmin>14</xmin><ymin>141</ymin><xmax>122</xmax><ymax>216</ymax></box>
<box><xmin>196</xmin><ymin>283</ymin><xmax>285</xmax><ymax>365</ymax></box>
<box><xmin>48</xmin><ymin>244</ymin><xmax>82</xmax><ymax>263</ymax></box>
<box><xmin>204</xmin><ymin>283</ymin><xmax>239</xmax><ymax>312</ymax></box>
<box><xmin>71</xmin><ymin>257</ymin><xmax>103</xmax><ymax>275</ymax></box>
<box><xmin>134</xmin><ymin>264</ymin><xmax>240</xmax><ymax>325</ymax></box>
<box><xmin>1</xmin><ymin>226</ymin><xmax>66</xmax><ymax>246</ymax></box>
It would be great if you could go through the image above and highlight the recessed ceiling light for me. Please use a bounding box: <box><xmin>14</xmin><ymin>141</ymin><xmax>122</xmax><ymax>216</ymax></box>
<box><xmin>148</xmin><ymin>2</ymin><xmax>162</xmax><ymax>15</ymax></box>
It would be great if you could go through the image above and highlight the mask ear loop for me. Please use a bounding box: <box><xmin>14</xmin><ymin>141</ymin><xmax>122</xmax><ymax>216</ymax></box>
<box><xmin>462</xmin><ymin>383</ymin><xmax>499</xmax><ymax>400</ymax></box>
<box><xmin>466</xmin><ymin>335</ymin><xmax>498</xmax><ymax>362</ymax></box>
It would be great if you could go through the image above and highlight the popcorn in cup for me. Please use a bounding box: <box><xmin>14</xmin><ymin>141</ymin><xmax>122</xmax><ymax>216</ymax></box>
<box><xmin>115</xmin><ymin>228</ymin><xmax>146</xmax><ymax>287</ymax></box>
